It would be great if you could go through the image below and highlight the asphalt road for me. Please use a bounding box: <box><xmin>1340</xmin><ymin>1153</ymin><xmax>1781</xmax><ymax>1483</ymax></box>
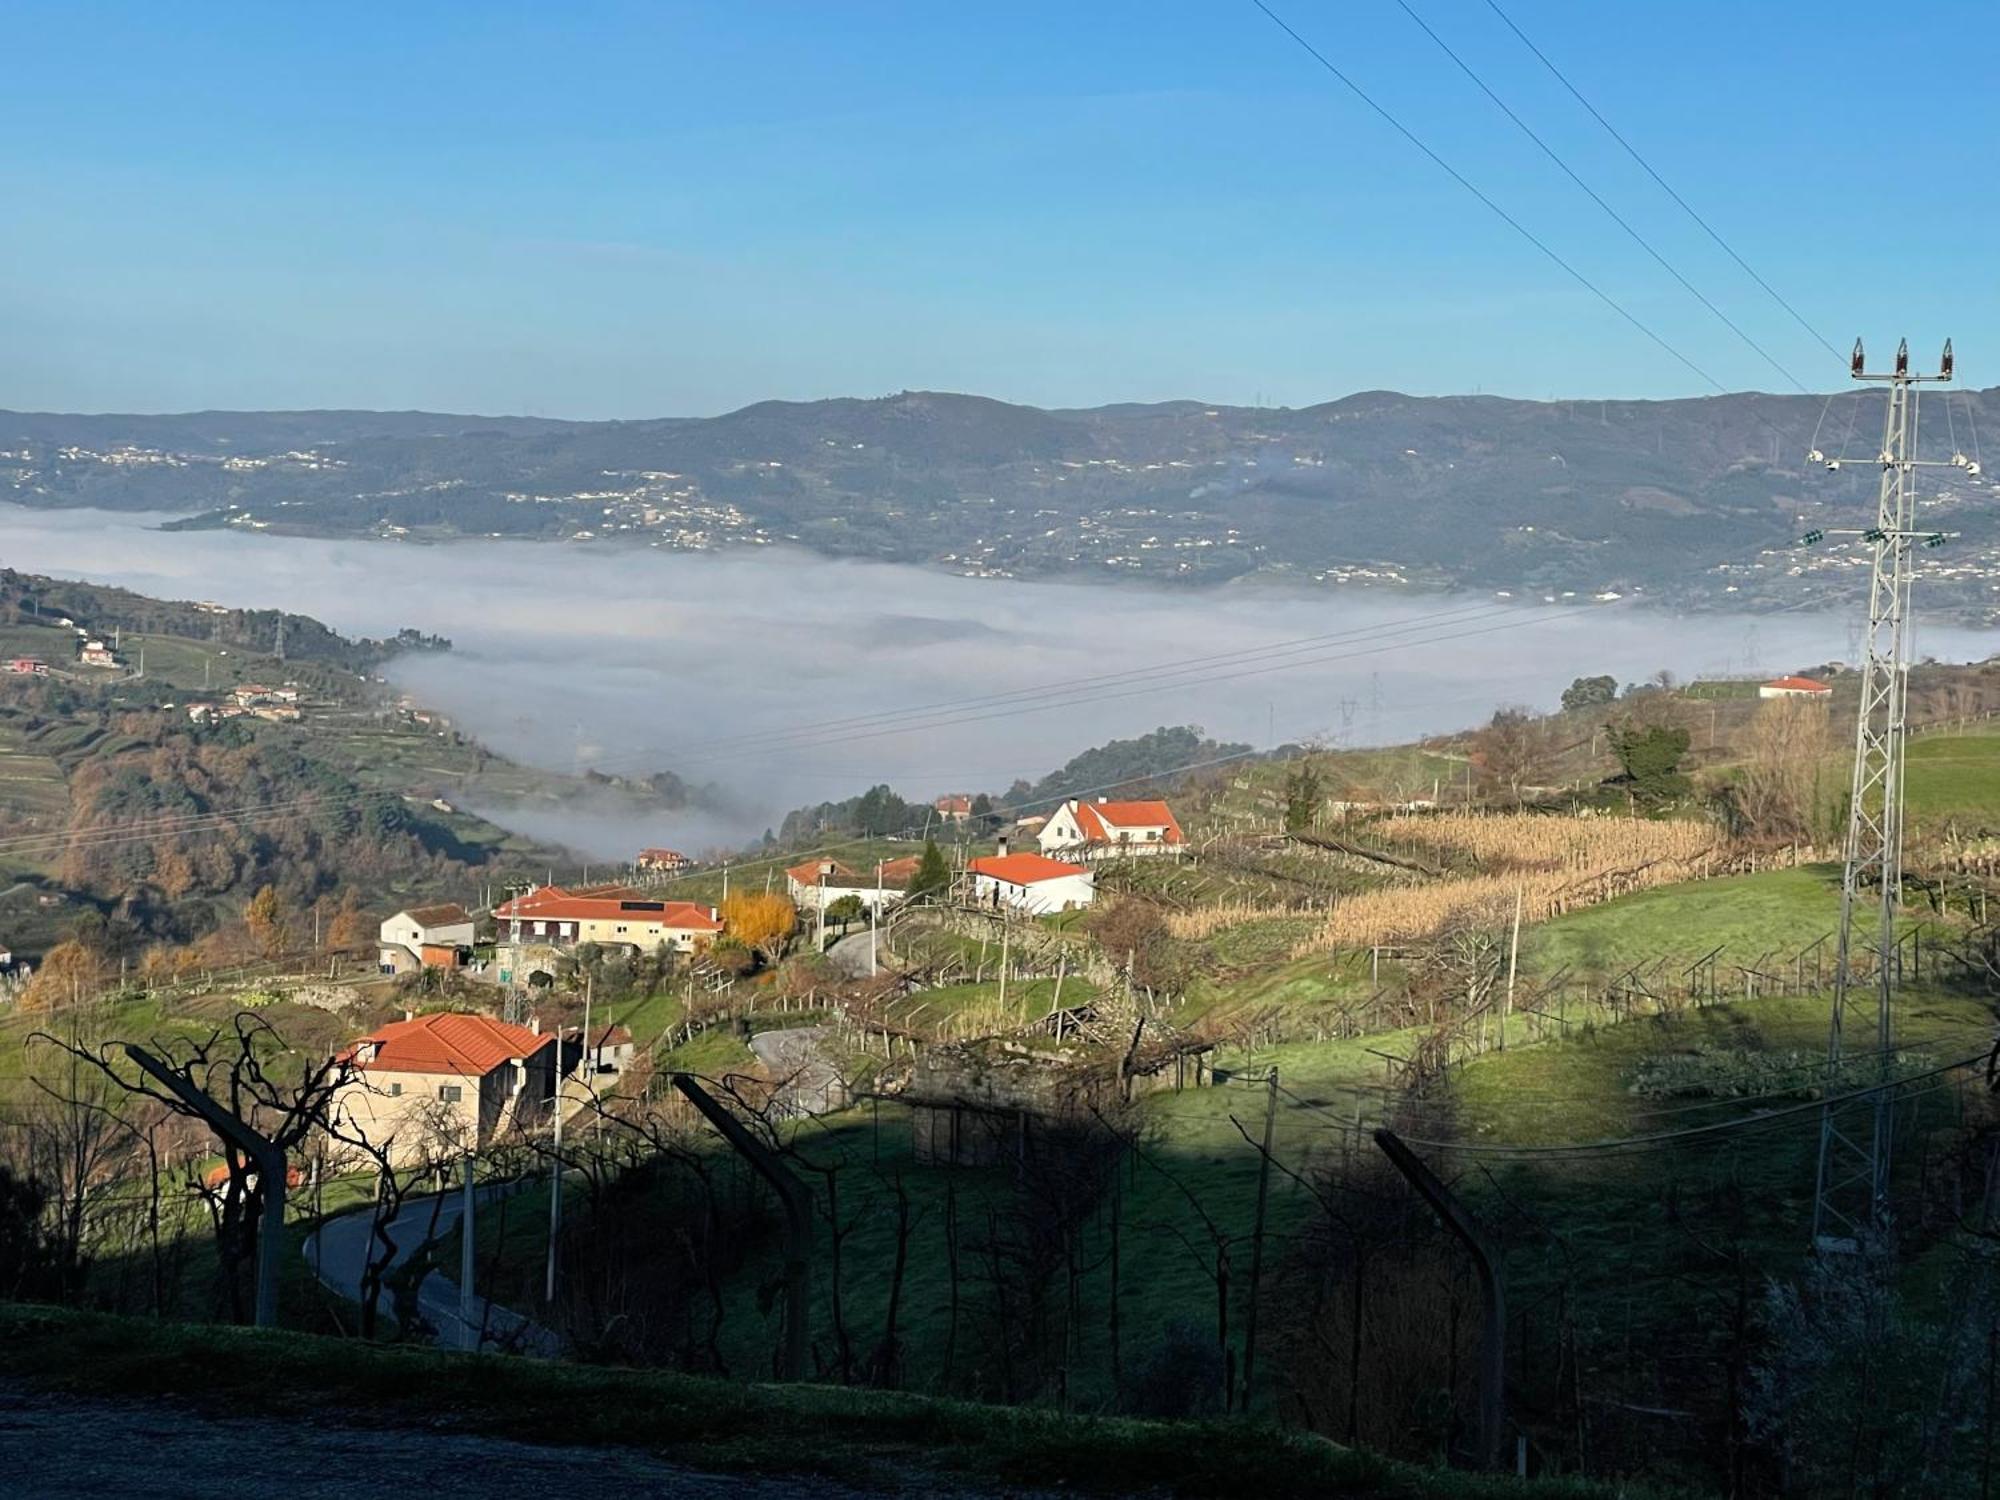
<box><xmin>0</xmin><ymin>1383</ymin><xmax>942</xmax><ymax>1499</ymax></box>
<box><xmin>304</xmin><ymin>1187</ymin><xmax>559</xmax><ymax>1356</ymax></box>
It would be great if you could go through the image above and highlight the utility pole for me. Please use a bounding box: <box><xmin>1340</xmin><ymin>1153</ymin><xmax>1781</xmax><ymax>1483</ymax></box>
<box><xmin>1804</xmin><ymin>337</ymin><xmax>1965</xmax><ymax>1251</ymax></box>
<box><xmin>460</xmin><ymin>1151</ymin><xmax>477</xmax><ymax>1349</ymax></box>
<box><xmin>545</xmin><ymin>1051</ymin><xmax>564</xmax><ymax>1305</ymax></box>
<box><xmin>871</xmin><ymin>859</ymin><xmax>883</xmax><ymax>975</ymax></box>
<box><xmin>1240</xmin><ymin>1065</ymin><xmax>1279</xmax><ymax>1411</ymax></box>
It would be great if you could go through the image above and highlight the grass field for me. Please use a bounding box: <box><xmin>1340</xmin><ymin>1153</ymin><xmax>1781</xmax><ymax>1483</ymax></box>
<box><xmin>1903</xmin><ymin>722</ymin><xmax>2000</xmax><ymax>826</ymax></box>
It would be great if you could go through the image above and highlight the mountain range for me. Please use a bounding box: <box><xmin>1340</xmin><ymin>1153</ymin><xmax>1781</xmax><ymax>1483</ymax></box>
<box><xmin>6</xmin><ymin>387</ymin><xmax>1996</xmax><ymax>618</ymax></box>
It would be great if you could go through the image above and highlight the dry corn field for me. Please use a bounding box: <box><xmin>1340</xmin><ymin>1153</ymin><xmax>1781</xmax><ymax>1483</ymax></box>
<box><xmin>1164</xmin><ymin>901</ymin><xmax>1297</xmax><ymax>941</ymax></box>
<box><xmin>1293</xmin><ymin>813</ymin><xmax>1723</xmax><ymax>954</ymax></box>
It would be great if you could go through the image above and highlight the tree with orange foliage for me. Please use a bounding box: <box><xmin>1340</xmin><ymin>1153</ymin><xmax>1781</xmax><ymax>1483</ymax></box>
<box><xmin>242</xmin><ymin>884</ymin><xmax>285</xmax><ymax>958</ymax></box>
<box><xmin>326</xmin><ymin>892</ymin><xmax>367</xmax><ymax>953</ymax></box>
<box><xmin>721</xmin><ymin>891</ymin><xmax>797</xmax><ymax>963</ymax></box>
<box><xmin>21</xmin><ymin>939</ymin><xmax>103</xmax><ymax>1012</ymax></box>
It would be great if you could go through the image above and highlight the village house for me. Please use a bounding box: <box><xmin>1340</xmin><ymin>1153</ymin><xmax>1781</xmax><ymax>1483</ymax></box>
<box><xmin>786</xmin><ymin>856</ymin><xmax>922</xmax><ymax>915</ymax></box>
<box><xmin>489</xmin><ymin>885</ymin><xmax>723</xmax><ymax>977</ymax></box>
<box><xmin>378</xmin><ymin>903</ymin><xmax>477</xmax><ymax>975</ymax></box>
<box><xmin>1037</xmin><ymin>797</ymin><xmax>1185</xmax><ymax>861</ymax></box>
<box><xmin>966</xmin><ymin>847</ymin><xmax>1096</xmax><ymax>915</ymax></box>
<box><xmin>77</xmin><ymin>640</ymin><xmax>118</xmax><ymax>669</ymax></box>
<box><xmin>566</xmin><ymin>1021</ymin><xmax>637</xmax><ymax>1077</ymax></box>
<box><xmin>1760</xmin><ymin>675</ymin><xmax>1834</xmax><ymax>699</ymax></box>
<box><xmin>329</xmin><ymin>1011</ymin><xmax>559</xmax><ymax>1164</ymax></box>
<box><xmin>635</xmin><ymin>847</ymin><xmax>693</xmax><ymax>875</ymax></box>
<box><xmin>4</xmin><ymin>658</ymin><xmax>48</xmax><ymax>676</ymax></box>
<box><xmin>933</xmin><ymin>794</ymin><xmax>973</xmax><ymax>825</ymax></box>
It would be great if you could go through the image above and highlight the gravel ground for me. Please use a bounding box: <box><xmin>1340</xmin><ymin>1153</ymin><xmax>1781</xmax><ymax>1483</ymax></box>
<box><xmin>0</xmin><ymin>1383</ymin><xmax>1003</xmax><ymax>1499</ymax></box>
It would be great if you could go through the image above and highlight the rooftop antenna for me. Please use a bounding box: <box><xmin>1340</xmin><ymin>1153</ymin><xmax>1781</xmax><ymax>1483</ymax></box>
<box><xmin>1800</xmin><ymin>337</ymin><xmax>1961</xmax><ymax>1251</ymax></box>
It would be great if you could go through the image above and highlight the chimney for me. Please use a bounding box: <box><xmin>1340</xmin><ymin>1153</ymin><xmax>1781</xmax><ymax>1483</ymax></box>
<box><xmin>402</xmin><ymin>1008</ymin><xmax>414</xmax><ymax>1023</ymax></box>
<box><xmin>710</xmin><ymin>906</ymin><xmax>720</xmax><ymax>922</ymax></box>
<box><xmin>997</xmin><ymin>834</ymin><xmax>1009</xmax><ymax>858</ymax></box>
<box><xmin>529</xmin><ymin>1015</ymin><xmax>541</xmax><ymax>1035</ymax></box>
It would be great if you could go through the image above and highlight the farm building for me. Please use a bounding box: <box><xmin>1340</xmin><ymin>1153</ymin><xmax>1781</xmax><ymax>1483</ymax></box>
<box><xmin>786</xmin><ymin>856</ymin><xmax>922</xmax><ymax>915</ymax></box>
<box><xmin>378</xmin><ymin>903</ymin><xmax>477</xmax><ymax>975</ymax></box>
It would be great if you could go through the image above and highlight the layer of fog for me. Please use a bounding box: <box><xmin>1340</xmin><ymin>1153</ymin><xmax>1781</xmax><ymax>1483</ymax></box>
<box><xmin>7</xmin><ymin>506</ymin><xmax>1996</xmax><ymax>858</ymax></box>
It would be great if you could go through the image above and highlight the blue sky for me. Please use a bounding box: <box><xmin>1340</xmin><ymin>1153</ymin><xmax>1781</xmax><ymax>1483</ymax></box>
<box><xmin>3</xmin><ymin>2</ymin><xmax>1994</xmax><ymax>417</ymax></box>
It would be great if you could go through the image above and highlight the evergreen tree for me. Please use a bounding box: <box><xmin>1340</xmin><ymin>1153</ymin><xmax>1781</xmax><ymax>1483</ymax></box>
<box><xmin>907</xmin><ymin>838</ymin><xmax>952</xmax><ymax>903</ymax></box>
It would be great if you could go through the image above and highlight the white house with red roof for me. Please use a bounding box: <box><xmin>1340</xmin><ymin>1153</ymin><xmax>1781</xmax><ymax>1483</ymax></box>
<box><xmin>330</xmin><ymin>1011</ymin><xmax>559</xmax><ymax>1162</ymax></box>
<box><xmin>490</xmin><ymin>885</ymin><xmax>723</xmax><ymax>954</ymax></box>
<box><xmin>967</xmin><ymin>849</ymin><xmax>1096</xmax><ymax>915</ymax></box>
<box><xmin>785</xmin><ymin>856</ymin><xmax>922</xmax><ymax>915</ymax></box>
<box><xmin>933</xmin><ymin>794</ymin><xmax>973</xmax><ymax>825</ymax></box>
<box><xmin>1760</xmin><ymin>675</ymin><xmax>1834</xmax><ymax>699</ymax></box>
<box><xmin>1037</xmin><ymin>797</ymin><xmax>1185</xmax><ymax>861</ymax></box>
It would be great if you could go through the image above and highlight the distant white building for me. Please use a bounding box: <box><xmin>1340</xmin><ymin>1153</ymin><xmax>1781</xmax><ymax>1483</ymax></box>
<box><xmin>967</xmin><ymin>850</ymin><xmax>1096</xmax><ymax>915</ymax></box>
<box><xmin>1038</xmin><ymin>798</ymin><xmax>1185</xmax><ymax>861</ymax></box>
<box><xmin>1760</xmin><ymin>675</ymin><xmax>1833</xmax><ymax>700</ymax></box>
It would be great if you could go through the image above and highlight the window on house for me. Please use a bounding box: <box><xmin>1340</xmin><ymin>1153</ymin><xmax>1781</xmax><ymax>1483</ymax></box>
<box><xmin>438</xmin><ymin>1084</ymin><xmax>463</xmax><ymax>1103</ymax></box>
<box><xmin>388</xmin><ymin>1083</ymin><xmax>403</xmax><ymax>1097</ymax></box>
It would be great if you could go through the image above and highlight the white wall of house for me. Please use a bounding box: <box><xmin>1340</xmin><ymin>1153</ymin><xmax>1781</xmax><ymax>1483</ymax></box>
<box><xmin>786</xmin><ymin>876</ymin><xmax>906</xmax><ymax>915</ymax></box>
<box><xmin>1037</xmin><ymin>800</ymin><xmax>1177</xmax><ymax>860</ymax></box>
<box><xmin>969</xmin><ymin>870</ymin><xmax>1096</xmax><ymax>915</ymax></box>
<box><xmin>379</xmin><ymin>912</ymin><xmax>476</xmax><ymax>951</ymax></box>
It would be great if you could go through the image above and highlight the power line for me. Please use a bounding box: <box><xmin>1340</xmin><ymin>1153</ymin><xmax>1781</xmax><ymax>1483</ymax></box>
<box><xmin>1247</xmin><ymin>0</ymin><xmax>1740</xmax><ymax>400</ymax></box>
<box><xmin>1387</xmin><ymin>0</ymin><xmax>1811</xmax><ymax>394</ymax></box>
<box><xmin>1478</xmin><ymin>0</ymin><xmax>1845</xmax><ymax>367</ymax></box>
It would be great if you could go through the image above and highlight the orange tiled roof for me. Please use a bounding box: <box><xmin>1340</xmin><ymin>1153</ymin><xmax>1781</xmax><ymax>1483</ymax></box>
<box><xmin>969</xmin><ymin>852</ymin><xmax>1090</xmax><ymax>885</ymax></box>
<box><xmin>491</xmin><ymin>886</ymin><xmax>722</xmax><ymax>931</ymax></box>
<box><xmin>346</xmin><ymin>1012</ymin><xmax>553</xmax><ymax>1077</ymax></box>
<box><xmin>1764</xmin><ymin>675</ymin><xmax>1831</xmax><ymax>692</ymax></box>
<box><xmin>1074</xmin><ymin>799</ymin><xmax>1184</xmax><ymax>844</ymax></box>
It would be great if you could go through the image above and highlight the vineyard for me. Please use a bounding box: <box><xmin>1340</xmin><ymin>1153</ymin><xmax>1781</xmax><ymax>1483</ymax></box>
<box><xmin>1292</xmin><ymin>811</ymin><xmax>1721</xmax><ymax>953</ymax></box>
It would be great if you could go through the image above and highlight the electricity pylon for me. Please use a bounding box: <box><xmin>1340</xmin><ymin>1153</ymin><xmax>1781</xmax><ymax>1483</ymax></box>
<box><xmin>1803</xmin><ymin>337</ymin><xmax>1966</xmax><ymax>1250</ymax></box>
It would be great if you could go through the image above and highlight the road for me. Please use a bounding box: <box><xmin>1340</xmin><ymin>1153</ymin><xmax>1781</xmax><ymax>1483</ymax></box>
<box><xmin>823</xmin><ymin>929</ymin><xmax>881</xmax><ymax>979</ymax></box>
<box><xmin>304</xmin><ymin>1187</ymin><xmax>559</xmax><ymax>1356</ymax></box>
<box><xmin>749</xmin><ymin>1026</ymin><xmax>847</xmax><ymax>1115</ymax></box>
<box><xmin>0</xmin><ymin>1383</ymin><xmax>943</xmax><ymax>1499</ymax></box>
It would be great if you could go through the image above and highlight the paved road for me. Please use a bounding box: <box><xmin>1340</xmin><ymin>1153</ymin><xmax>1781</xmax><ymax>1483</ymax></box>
<box><xmin>750</xmin><ymin>1026</ymin><xmax>847</xmax><ymax>1115</ymax></box>
<box><xmin>0</xmin><ymin>1383</ymin><xmax>953</xmax><ymax>1499</ymax></box>
<box><xmin>304</xmin><ymin>1188</ymin><xmax>559</xmax><ymax>1356</ymax></box>
<box><xmin>824</xmin><ymin>930</ymin><xmax>882</xmax><ymax>978</ymax></box>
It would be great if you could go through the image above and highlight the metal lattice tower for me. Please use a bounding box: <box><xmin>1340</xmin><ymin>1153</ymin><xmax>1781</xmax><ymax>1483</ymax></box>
<box><xmin>1807</xmin><ymin>337</ymin><xmax>1964</xmax><ymax>1250</ymax></box>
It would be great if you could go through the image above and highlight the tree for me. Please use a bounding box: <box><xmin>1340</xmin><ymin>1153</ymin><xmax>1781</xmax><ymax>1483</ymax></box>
<box><xmin>906</xmin><ymin>839</ymin><xmax>951</xmax><ymax>903</ymax></box>
<box><xmin>1471</xmin><ymin>707</ymin><xmax>1552</xmax><ymax>804</ymax></box>
<box><xmin>242</xmin><ymin>884</ymin><xmax>285</xmax><ymax>957</ymax></box>
<box><xmin>1607</xmin><ymin>721</ymin><xmax>1692</xmax><ymax>805</ymax></box>
<box><xmin>825</xmin><ymin>894</ymin><xmax>865</xmax><ymax>932</ymax></box>
<box><xmin>721</xmin><ymin>892</ymin><xmax>796</xmax><ymax>963</ymax></box>
<box><xmin>1732</xmin><ymin>698</ymin><xmax>1835</xmax><ymax>840</ymax></box>
<box><xmin>969</xmin><ymin>793</ymin><xmax>999</xmax><ymax>833</ymax></box>
<box><xmin>1283</xmin><ymin>760</ymin><xmax>1325</xmax><ymax>833</ymax></box>
<box><xmin>1560</xmin><ymin>675</ymin><xmax>1618</xmax><ymax>712</ymax></box>
<box><xmin>20</xmin><ymin>940</ymin><xmax>103</xmax><ymax>1012</ymax></box>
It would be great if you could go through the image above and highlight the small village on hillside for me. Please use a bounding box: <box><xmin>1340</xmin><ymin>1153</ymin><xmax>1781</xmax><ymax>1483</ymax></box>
<box><xmin>3</xmin><ymin>563</ymin><xmax>2000</xmax><ymax>1496</ymax></box>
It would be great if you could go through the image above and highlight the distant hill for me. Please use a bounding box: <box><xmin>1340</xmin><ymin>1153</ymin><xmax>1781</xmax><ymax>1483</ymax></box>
<box><xmin>6</xmin><ymin>387</ymin><xmax>1996</xmax><ymax>617</ymax></box>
